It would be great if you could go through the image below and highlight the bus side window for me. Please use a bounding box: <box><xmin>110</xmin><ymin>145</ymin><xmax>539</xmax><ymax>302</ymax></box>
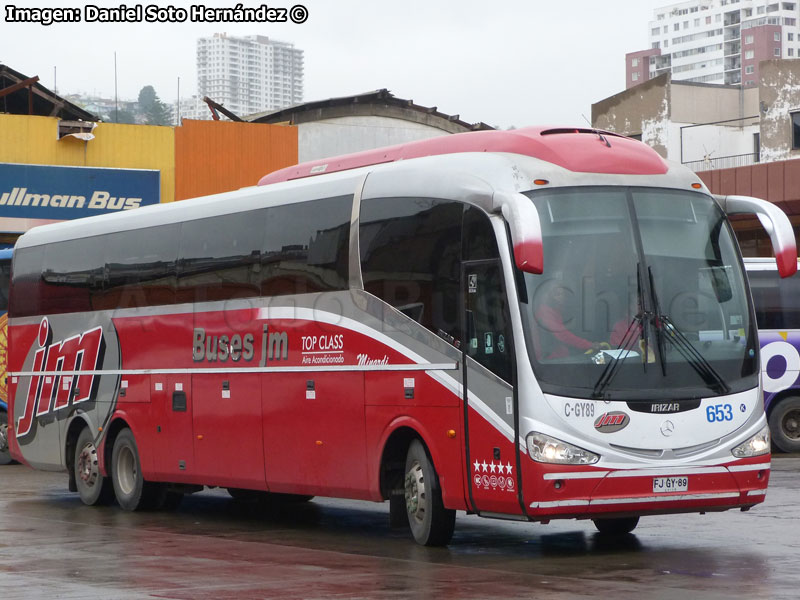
<box><xmin>9</xmin><ymin>246</ymin><xmax>45</xmax><ymax>318</ymax></box>
<box><xmin>463</xmin><ymin>206</ymin><xmax>500</xmax><ymax>261</ymax></box>
<box><xmin>40</xmin><ymin>238</ymin><xmax>106</xmax><ymax>315</ymax></box>
<box><xmin>462</xmin><ymin>208</ymin><xmax>513</xmax><ymax>382</ymax></box>
<box><xmin>360</xmin><ymin>197</ymin><xmax>463</xmax><ymax>345</ymax></box>
<box><xmin>261</xmin><ymin>196</ymin><xmax>351</xmax><ymax>297</ymax></box>
<box><xmin>102</xmin><ymin>224</ymin><xmax>180</xmax><ymax>309</ymax></box>
<box><xmin>177</xmin><ymin>210</ymin><xmax>265</xmax><ymax>303</ymax></box>
<box><xmin>749</xmin><ymin>269</ymin><xmax>800</xmax><ymax>330</ymax></box>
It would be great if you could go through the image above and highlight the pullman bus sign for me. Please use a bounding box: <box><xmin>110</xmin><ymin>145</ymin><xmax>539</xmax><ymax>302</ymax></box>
<box><xmin>0</xmin><ymin>163</ymin><xmax>160</xmax><ymax>221</ymax></box>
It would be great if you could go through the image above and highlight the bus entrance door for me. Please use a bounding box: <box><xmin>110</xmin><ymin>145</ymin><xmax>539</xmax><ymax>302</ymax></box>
<box><xmin>463</xmin><ymin>259</ymin><xmax>523</xmax><ymax>516</ymax></box>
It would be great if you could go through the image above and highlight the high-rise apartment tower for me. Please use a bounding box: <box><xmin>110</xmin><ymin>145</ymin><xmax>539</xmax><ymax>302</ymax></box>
<box><xmin>627</xmin><ymin>0</ymin><xmax>800</xmax><ymax>89</ymax></box>
<box><xmin>197</xmin><ymin>33</ymin><xmax>304</xmax><ymax>117</ymax></box>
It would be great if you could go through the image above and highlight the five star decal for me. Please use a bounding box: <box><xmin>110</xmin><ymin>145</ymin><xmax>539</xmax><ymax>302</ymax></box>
<box><xmin>471</xmin><ymin>458</ymin><xmax>516</xmax><ymax>493</ymax></box>
<box><xmin>473</xmin><ymin>459</ymin><xmax>513</xmax><ymax>475</ymax></box>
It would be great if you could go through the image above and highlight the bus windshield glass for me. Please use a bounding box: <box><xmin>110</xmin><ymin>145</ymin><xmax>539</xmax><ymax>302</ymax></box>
<box><xmin>520</xmin><ymin>186</ymin><xmax>758</xmax><ymax>401</ymax></box>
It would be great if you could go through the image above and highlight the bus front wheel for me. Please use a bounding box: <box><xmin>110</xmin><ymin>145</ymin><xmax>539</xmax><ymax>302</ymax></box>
<box><xmin>768</xmin><ymin>396</ymin><xmax>800</xmax><ymax>453</ymax></box>
<box><xmin>404</xmin><ymin>439</ymin><xmax>455</xmax><ymax>546</ymax></box>
<box><xmin>593</xmin><ymin>516</ymin><xmax>640</xmax><ymax>535</ymax></box>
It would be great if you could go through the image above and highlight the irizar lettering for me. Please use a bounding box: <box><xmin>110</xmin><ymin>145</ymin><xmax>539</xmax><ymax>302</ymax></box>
<box><xmin>650</xmin><ymin>403</ymin><xmax>681</xmax><ymax>413</ymax></box>
<box><xmin>0</xmin><ymin>187</ymin><xmax>142</xmax><ymax>211</ymax></box>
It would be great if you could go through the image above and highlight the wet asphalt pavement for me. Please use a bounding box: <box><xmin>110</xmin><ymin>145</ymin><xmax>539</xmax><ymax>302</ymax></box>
<box><xmin>1</xmin><ymin>457</ymin><xmax>799</xmax><ymax>599</ymax></box>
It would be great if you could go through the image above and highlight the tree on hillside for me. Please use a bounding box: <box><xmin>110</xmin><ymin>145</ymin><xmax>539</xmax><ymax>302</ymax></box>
<box><xmin>112</xmin><ymin>108</ymin><xmax>137</xmax><ymax>124</ymax></box>
<box><xmin>137</xmin><ymin>85</ymin><xmax>171</xmax><ymax>126</ymax></box>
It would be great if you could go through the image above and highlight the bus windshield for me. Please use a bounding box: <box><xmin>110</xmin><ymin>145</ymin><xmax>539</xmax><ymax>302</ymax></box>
<box><xmin>520</xmin><ymin>186</ymin><xmax>758</xmax><ymax>401</ymax></box>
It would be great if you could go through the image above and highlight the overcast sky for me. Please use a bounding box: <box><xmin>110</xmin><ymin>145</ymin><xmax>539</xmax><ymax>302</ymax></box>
<box><xmin>1</xmin><ymin>0</ymin><xmax>667</xmax><ymax>128</ymax></box>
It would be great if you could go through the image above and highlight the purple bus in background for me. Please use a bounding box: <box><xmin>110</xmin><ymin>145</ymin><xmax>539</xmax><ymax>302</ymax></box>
<box><xmin>746</xmin><ymin>257</ymin><xmax>800</xmax><ymax>453</ymax></box>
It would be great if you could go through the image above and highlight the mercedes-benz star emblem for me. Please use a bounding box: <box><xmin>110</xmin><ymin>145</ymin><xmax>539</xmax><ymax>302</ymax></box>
<box><xmin>660</xmin><ymin>420</ymin><xmax>675</xmax><ymax>437</ymax></box>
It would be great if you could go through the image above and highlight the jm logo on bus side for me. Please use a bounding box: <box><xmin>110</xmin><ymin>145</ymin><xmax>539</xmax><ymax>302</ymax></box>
<box><xmin>594</xmin><ymin>411</ymin><xmax>630</xmax><ymax>433</ymax></box>
<box><xmin>16</xmin><ymin>317</ymin><xmax>106</xmax><ymax>438</ymax></box>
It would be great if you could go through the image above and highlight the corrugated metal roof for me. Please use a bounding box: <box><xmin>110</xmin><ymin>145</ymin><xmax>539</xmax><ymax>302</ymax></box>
<box><xmin>246</xmin><ymin>88</ymin><xmax>493</xmax><ymax>133</ymax></box>
<box><xmin>0</xmin><ymin>64</ymin><xmax>98</xmax><ymax>121</ymax></box>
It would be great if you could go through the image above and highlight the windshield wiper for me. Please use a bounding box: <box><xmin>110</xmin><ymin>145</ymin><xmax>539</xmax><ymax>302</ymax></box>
<box><xmin>648</xmin><ymin>266</ymin><xmax>730</xmax><ymax>395</ymax></box>
<box><xmin>592</xmin><ymin>263</ymin><xmax>647</xmax><ymax>399</ymax></box>
<box><xmin>592</xmin><ymin>264</ymin><xmax>731</xmax><ymax>398</ymax></box>
<box><xmin>592</xmin><ymin>313</ymin><xmax>642</xmax><ymax>399</ymax></box>
<box><xmin>659</xmin><ymin>314</ymin><xmax>731</xmax><ymax>395</ymax></box>
<box><xmin>648</xmin><ymin>267</ymin><xmax>668</xmax><ymax>378</ymax></box>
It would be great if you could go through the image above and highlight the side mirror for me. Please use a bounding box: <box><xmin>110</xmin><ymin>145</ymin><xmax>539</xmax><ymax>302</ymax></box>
<box><xmin>493</xmin><ymin>191</ymin><xmax>543</xmax><ymax>274</ymax></box>
<box><xmin>716</xmin><ymin>194</ymin><xmax>797</xmax><ymax>278</ymax></box>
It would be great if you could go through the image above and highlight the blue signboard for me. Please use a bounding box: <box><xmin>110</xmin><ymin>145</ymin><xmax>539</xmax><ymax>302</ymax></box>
<box><xmin>0</xmin><ymin>163</ymin><xmax>160</xmax><ymax>220</ymax></box>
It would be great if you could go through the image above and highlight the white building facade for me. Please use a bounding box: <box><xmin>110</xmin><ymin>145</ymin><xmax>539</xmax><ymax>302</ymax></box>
<box><xmin>248</xmin><ymin>90</ymin><xmax>493</xmax><ymax>163</ymax></box>
<box><xmin>627</xmin><ymin>1</ymin><xmax>800</xmax><ymax>89</ymax></box>
<box><xmin>196</xmin><ymin>33</ymin><xmax>303</xmax><ymax>118</ymax></box>
<box><xmin>596</xmin><ymin>60</ymin><xmax>800</xmax><ymax>170</ymax></box>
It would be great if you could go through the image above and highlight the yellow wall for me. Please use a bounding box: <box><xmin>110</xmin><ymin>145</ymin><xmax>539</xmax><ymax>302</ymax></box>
<box><xmin>0</xmin><ymin>114</ymin><xmax>175</xmax><ymax>203</ymax></box>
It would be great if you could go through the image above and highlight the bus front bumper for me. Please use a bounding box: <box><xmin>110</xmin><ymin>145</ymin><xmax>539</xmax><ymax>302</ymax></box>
<box><xmin>526</xmin><ymin>456</ymin><xmax>770</xmax><ymax>519</ymax></box>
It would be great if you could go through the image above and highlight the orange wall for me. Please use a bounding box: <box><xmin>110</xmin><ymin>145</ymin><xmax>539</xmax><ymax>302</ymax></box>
<box><xmin>174</xmin><ymin>119</ymin><xmax>297</xmax><ymax>201</ymax></box>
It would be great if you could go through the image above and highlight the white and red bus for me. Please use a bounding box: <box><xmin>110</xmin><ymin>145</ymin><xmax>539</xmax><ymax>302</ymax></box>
<box><xmin>7</xmin><ymin>127</ymin><xmax>796</xmax><ymax>545</ymax></box>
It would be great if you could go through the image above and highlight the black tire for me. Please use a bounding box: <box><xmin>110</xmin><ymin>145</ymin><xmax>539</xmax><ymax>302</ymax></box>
<box><xmin>0</xmin><ymin>410</ymin><xmax>12</xmax><ymax>465</ymax></box>
<box><xmin>593</xmin><ymin>516</ymin><xmax>640</xmax><ymax>535</ymax></box>
<box><xmin>389</xmin><ymin>493</ymin><xmax>409</xmax><ymax>529</ymax></box>
<box><xmin>404</xmin><ymin>439</ymin><xmax>455</xmax><ymax>546</ymax></box>
<box><xmin>111</xmin><ymin>428</ymin><xmax>150</xmax><ymax>511</ymax></box>
<box><xmin>74</xmin><ymin>427</ymin><xmax>114</xmax><ymax>505</ymax></box>
<box><xmin>768</xmin><ymin>397</ymin><xmax>800</xmax><ymax>453</ymax></box>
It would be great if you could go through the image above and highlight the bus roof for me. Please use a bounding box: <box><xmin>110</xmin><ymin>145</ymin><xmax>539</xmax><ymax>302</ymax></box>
<box><xmin>258</xmin><ymin>126</ymin><xmax>669</xmax><ymax>185</ymax></box>
<box><xmin>15</xmin><ymin>127</ymin><xmax>693</xmax><ymax>251</ymax></box>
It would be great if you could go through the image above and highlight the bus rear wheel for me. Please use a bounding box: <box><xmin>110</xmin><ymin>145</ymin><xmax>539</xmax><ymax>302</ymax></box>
<box><xmin>768</xmin><ymin>397</ymin><xmax>800</xmax><ymax>453</ymax></box>
<box><xmin>74</xmin><ymin>427</ymin><xmax>113</xmax><ymax>505</ymax></box>
<box><xmin>593</xmin><ymin>516</ymin><xmax>640</xmax><ymax>535</ymax></box>
<box><xmin>404</xmin><ymin>439</ymin><xmax>455</xmax><ymax>546</ymax></box>
<box><xmin>111</xmin><ymin>428</ymin><xmax>154</xmax><ymax>511</ymax></box>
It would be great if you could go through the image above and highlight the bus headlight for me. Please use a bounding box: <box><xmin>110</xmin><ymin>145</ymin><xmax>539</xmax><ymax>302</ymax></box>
<box><xmin>731</xmin><ymin>424</ymin><xmax>771</xmax><ymax>458</ymax></box>
<box><xmin>526</xmin><ymin>432</ymin><xmax>599</xmax><ymax>465</ymax></box>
